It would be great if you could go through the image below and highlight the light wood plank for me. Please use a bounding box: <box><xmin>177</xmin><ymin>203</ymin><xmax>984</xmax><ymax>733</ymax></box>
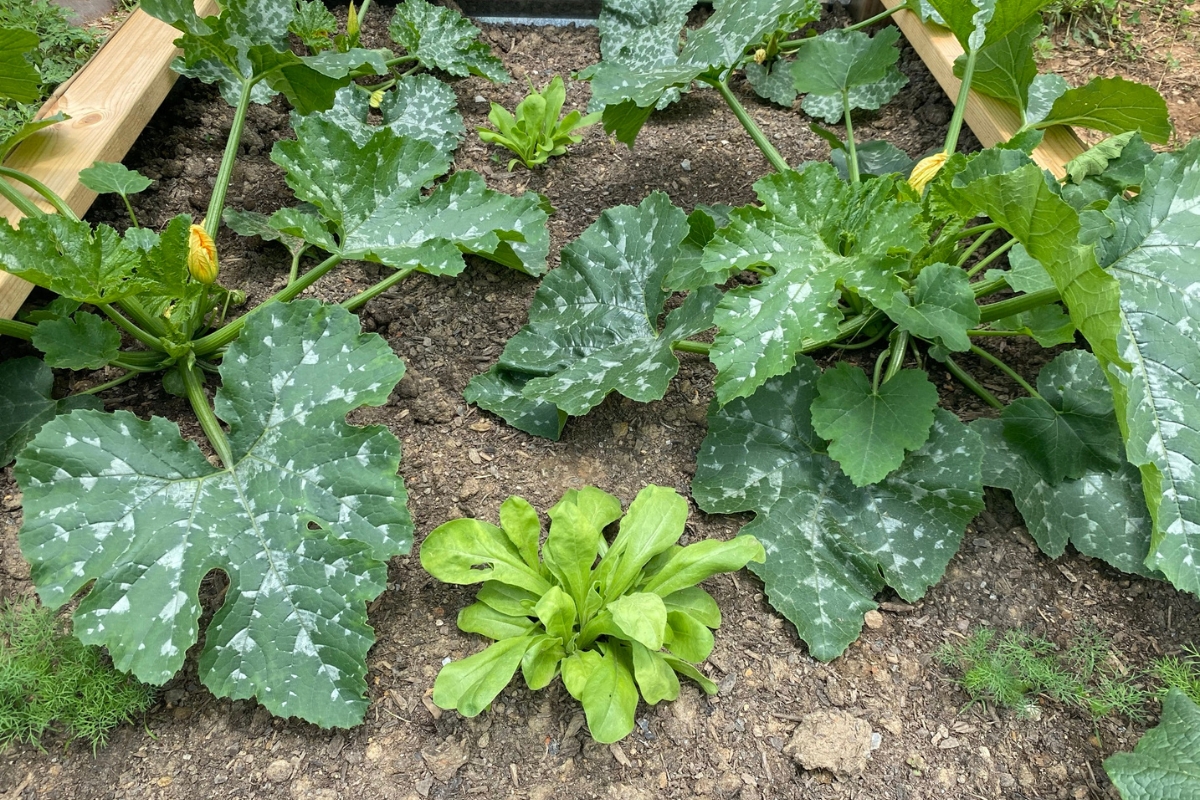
<box><xmin>0</xmin><ymin>0</ymin><xmax>219</xmax><ymax>321</ymax></box>
<box><xmin>880</xmin><ymin>0</ymin><xmax>1085</xmax><ymax>176</ymax></box>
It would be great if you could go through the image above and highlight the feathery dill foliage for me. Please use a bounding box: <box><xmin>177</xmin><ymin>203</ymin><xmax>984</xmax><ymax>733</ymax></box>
<box><xmin>0</xmin><ymin>598</ymin><xmax>154</xmax><ymax>751</ymax></box>
<box><xmin>0</xmin><ymin>0</ymin><xmax>101</xmax><ymax>139</ymax></box>
<box><xmin>1152</xmin><ymin>646</ymin><xmax>1200</xmax><ymax>706</ymax></box>
<box><xmin>936</xmin><ymin>627</ymin><xmax>1151</xmax><ymax>721</ymax></box>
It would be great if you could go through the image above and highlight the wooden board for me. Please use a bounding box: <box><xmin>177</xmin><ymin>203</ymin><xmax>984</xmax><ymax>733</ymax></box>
<box><xmin>0</xmin><ymin>0</ymin><xmax>219</xmax><ymax>321</ymax></box>
<box><xmin>880</xmin><ymin>0</ymin><xmax>1085</xmax><ymax>176</ymax></box>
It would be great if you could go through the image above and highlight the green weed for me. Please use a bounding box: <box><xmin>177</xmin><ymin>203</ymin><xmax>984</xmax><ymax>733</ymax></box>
<box><xmin>0</xmin><ymin>598</ymin><xmax>154</xmax><ymax>752</ymax></box>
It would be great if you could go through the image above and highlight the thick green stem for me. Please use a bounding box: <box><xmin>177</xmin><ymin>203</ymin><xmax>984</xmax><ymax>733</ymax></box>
<box><xmin>842</xmin><ymin>91</ymin><xmax>860</xmax><ymax>184</ymax></box>
<box><xmin>0</xmin><ymin>167</ymin><xmax>77</xmax><ymax>219</ymax></box>
<box><xmin>179</xmin><ymin>360</ymin><xmax>235</xmax><ymax>468</ymax></box>
<box><xmin>972</xmin><ymin>274</ymin><xmax>1009</xmax><ymax>299</ymax></box>
<box><xmin>0</xmin><ymin>175</ymin><xmax>43</xmax><ymax>218</ymax></box>
<box><xmin>710</xmin><ymin>78</ymin><xmax>790</xmax><ymax>174</ymax></box>
<box><xmin>114</xmin><ymin>349</ymin><xmax>171</xmax><ymax>368</ymax></box>
<box><xmin>205</xmin><ymin>80</ymin><xmax>255</xmax><ymax>240</ymax></box>
<box><xmin>944</xmin><ymin>355</ymin><xmax>1004</xmax><ymax>409</ymax></box>
<box><xmin>968</xmin><ymin>329</ymin><xmax>1026</xmax><ymax>338</ymax></box>
<box><xmin>882</xmin><ymin>330</ymin><xmax>910</xmax><ymax>383</ymax></box>
<box><xmin>978</xmin><ymin>287</ymin><xmax>1060</xmax><ymax>322</ymax></box>
<box><xmin>118</xmin><ymin>295</ymin><xmax>170</xmax><ymax>338</ymax></box>
<box><xmin>192</xmin><ymin>253</ymin><xmax>344</xmax><ymax>356</ymax></box>
<box><xmin>957</xmin><ymin>222</ymin><xmax>1001</xmax><ymax>240</ymax></box>
<box><xmin>0</xmin><ymin>317</ymin><xmax>35</xmax><ymax>340</ymax></box>
<box><xmin>970</xmin><ymin>344</ymin><xmax>1041</xmax><ymax>400</ymax></box>
<box><xmin>385</xmin><ymin>54</ymin><xmax>419</xmax><ymax>69</ymax></box>
<box><xmin>955</xmin><ymin>228</ymin><xmax>995</xmax><ymax>268</ymax></box>
<box><xmin>872</xmin><ymin>348</ymin><xmax>889</xmax><ymax>393</ymax></box>
<box><xmin>99</xmin><ymin>304</ymin><xmax>165</xmax><ymax>351</ymax></box>
<box><xmin>965</xmin><ymin>238</ymin><xmax>1016</xmax><ymax>278</ymax></box>
<box><xmin>672</xmin><ymin>339</ymin><xmax>712</xmax><ymax>355</ymax></box>
<box><xmin>77</xmin><ymin>369</ymin><xmax>142</xmax><ymax>396</ymax></box>
<box><xmin>341</xmin><ymin>266</ymin><xmax>417</xmax><ymax>312</ymax></box>
<box><xmin>943</xmin><ymin>47</ymin><xmax>978</xmax><ymax>155</ymax></box>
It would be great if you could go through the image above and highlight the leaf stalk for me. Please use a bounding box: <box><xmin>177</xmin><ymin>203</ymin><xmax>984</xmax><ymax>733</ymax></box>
<box><xmin>178</xmin><ymin>359</ymin><xmax>235</xmax><ymax>469</ymax></box>
<box><xmin>943</xmin><ymin>47</ymin><xmax>978</xmax><ymax>155</ymax></box>
<box><xmin>708</xmin><ymin>78</ymin><xmax>790</xmax><ymax>174</ymax></box>
<box><xmin>969</xmin><ymin>344</ymin><xmax>1042</xmax><ymax>400</ymax></box>
<box><xmin>204</xmin><ymin>79</ymin><xmax>255</xmax><ymax>241</ymax></box>
<box><xmin>0</xmin><ymin>167</ymin><xmax>77</xmax><ymax>220</ymax></box>
<box><xmin>943</xmin><ymin>355</ymin><xmax>1003</xmax><ymax>409</ymax></box>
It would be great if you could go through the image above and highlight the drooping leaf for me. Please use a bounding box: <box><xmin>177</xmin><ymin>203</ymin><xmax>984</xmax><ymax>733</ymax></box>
<box><xmin>0</xmin><ymin>358</ymin><xmax>101</xmax><ymax>466</ymax></box>
<box><xmin>693</xmin><ymin>357</ymin><xmax>983</xmax><ymax>660</ymax></box>
<box><xmin>703</xmin><ymin>165</ymin><xmax>926</xmax><ymax>404</ymax></box>
<box><xmin>223</xmin><ymin>208</ymin><xmax>308</xmax><ymax>259</ymax></box>
<box><xmin>388</xmin><ymin>0</ymin><xmax>508</xmax><ymax>82</ymax></box>
<box><xmin>585</xmin><ymin>0</ymin><xmax>821</xmax><ymax>144</ymax></box>
<box><xmin>973</xmin><ymin>419</ymin><xmax>1159</xmax><ymax>578</ymax></box>
<box><xmin>272</xmin><ymin>87</ymin><xmax>548</xmax><ymax>276</ymax></box>
<box><xmin>1093</xmin><ymin>141</ymin><xmax>1200</xmax><ymax>593</ymax></box>
<box><xmin>1001</xmin><ymin>350</ymin><xmax>1123</xmax><ymax>484</ymax></box>
<box><xmin>991</xmin><ymin>304</ymin><xmax>1076</xmax><ymax>347</ymax></box>
<box><xmin>78</xmin><ymin>162</ymin><xmax>154</xmax><ymax>198</ymax></box>
<box><xmin>0</xmin><ymin>28</ymin><xmax>40</xmax><ymax>103</ymax></box>
<box><xmin>792</xmin><ymin>28</ymin><xmax>908</xmax><ymax>124</ymax></box>
<box><xmin>811</xmin><ymin>363</ymin><xmax>939</xmax><ymax>487</ymax></box>
<box><xmin>482</xmin><ymin>193</ymin><xmax>718</xmax><ymax>420</ymax></box>
<box><xmin>953</xmin><ymin>15</ymin><xmax>1039</xmax><ymax>117</ymax></box>
<box><xmin>16</xmin><ymin>301</ymin><xmax>412</xmax><ymax>728</ymax></box>
<box><xmin>0</xmin><ymin>216</ymin><xmax>146</xmax><ymax>305</ymax></box>
<box><xmin>31</xmin><ymin>313</ymin><xmax>122</xmax><ymax>371</ymax></box>
<box><xmin>1104</xmin><ymin>690</ymin><xmax>1200</xmax><ymax>799</ymax></box>
<box><xmin>1063</xmin><ymin>132</ymin><xmax>1155</xmax><ymax>211</ymax></box>
<box><xmin>1033</xmin><ymin>76</ymin><xmax>1172</xmax><ymax>144</ymax></box>
<box><xmin>962</xmin><ymin>163</ymin><xmax>1122</xmax><ymax>367</ymax></box>
<box><xmin>463</xmin><ymin>366</ymin><xmax>567</xmax><ymax>440</ymax></box>
<box><xmin>433</xmin><ymin>636</ymin><xmax>534</xmax><ymax>717</ymax></box>
<box><xmin>885</xmin><ymin>262</ymin><xmax>980</xmax><ymax>352</ymax></box>
<box><xmin>580</xmin><ymin>646</ymin><xmax>639</xmax><ymax>744</ymax></box>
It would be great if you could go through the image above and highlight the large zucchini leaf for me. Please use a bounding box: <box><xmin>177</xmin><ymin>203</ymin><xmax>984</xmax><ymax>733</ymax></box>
<box><xmin>16</xmin><ymin>301</ymin><xmax>411</xmax><ymax>728</ymax></box>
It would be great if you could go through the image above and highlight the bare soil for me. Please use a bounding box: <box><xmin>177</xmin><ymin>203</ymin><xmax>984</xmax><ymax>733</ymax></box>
<box><xmin>2</xmin><ymin>5</ymin><xmax>1198</xmax><ymax>800</ymax></box>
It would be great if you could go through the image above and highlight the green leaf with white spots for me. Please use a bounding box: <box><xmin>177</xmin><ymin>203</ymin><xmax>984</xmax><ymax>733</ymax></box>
<box><xmin>223</xmin><ymin>208</ymin><xmax>309</xmax><ymax>259</ymax></box>
<box><xmin>483</xmin><ymin>193</ymin><xmax>718</xmax><ymax>419</ymax></box>
<box><xmin>792</xmin><ymin>28</ymin><xmax>908</xmax><ymax>124</ymax></box>
<box><xmin>143</xmin><ymin>0</ymin><xmax>390</xmax><ymax>112</ymax></box>
<box><xmin>693</xmin><ymin>357</ymin><xmax>984</xmax><ymax>660</ymax></box>
<box><xmin>305</xmin><ymin>75</ymin><xmax>465</xmax><ymax>155</ymax></box>
<box><xmin>745</xmin><ymin>58</ymin><xmax>797</xmax><ymax>108</ymax></box>
<box><xmin>388</xmin><ymin>0</ymin><xmax>508</xmax><ymax>82</ymax></box>
<box><xmin>1001</xmin><ymin>350</ymin><xmax>1123</xmax><ymax>484</ymax></box>
<box><xmin>885</xmin><ymin>262</ymin><xmax>980</xmax><ymax>353</ymax></box>
<box><xmin>0</xmin><ymin>358</ymin><xmax>102</xmax><ymax>466</ymax></box>
<box><xmin>588</xmin><ymin>0</ymin><xmax>695</xmax><ymax>108</ymax></box>
<box><xmin>272</xmin><ymin>87</ymin><xmax>548</xmax><ymax>276</ymax></box>
<box><xmin>31</xmin><ymin>312</ymin><xmax>122</xmax><ymax>371</ymax></box>
<box><xmin>703</xmin><ymin>165</ymin><xmax>926</xmax><ymax>404</ymax></box>
<box><xmin>585</xmin><ymin>0</ymin><xmax>820</xmax><ymax>144</ymax></box>
<box><xmin>973</xmin><ymin>418</ymin><xmax>1160</xmax><ymax>579</ymax></box>
<box><xmin>0</xmin><ymin>216</ymin><xmax>146</xmax><ymax>305</ymax></box>
<box><xmin>1092</xmin><ymin>141</ymin><xmax>1200</xmax><ymax>595</ymax></box>
<box><xmin>811</xmin><ymin>364</ymin><xmax>939</xmax><ymax>487</ymax></box>
<box><xmin>15</xmin><ymin>301</ymin><xmax>412</xmax><ymax>729</ymax></box>
<box><xmin>1105</xmin><ymin>690</ymin><xmax>1200</xmax><ymax>799</ymax></box>
<box><xmin>464</xmin><ymin>366</ymin><xmax>568</xmax><ymax>440</ymax></box>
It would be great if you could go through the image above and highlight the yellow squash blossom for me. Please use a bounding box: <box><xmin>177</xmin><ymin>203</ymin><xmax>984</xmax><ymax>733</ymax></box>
<box><xmin>908</xmin><ymin>151</ymin><xmax>948</xmax><ymax>194</ymax></box>
<box><xmin>188</xmin><ymin>224</ymin><xmax>218</xmax><ymax>284</ymax></box>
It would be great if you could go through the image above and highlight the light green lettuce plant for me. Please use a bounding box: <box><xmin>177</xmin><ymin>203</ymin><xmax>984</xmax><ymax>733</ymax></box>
<box><xmin>478</xmin><ymin>75</ymin><xmax>600</xmax><ymax>170</ymax></box>
<box><xmin>420</xmin><ymin>484</ymin><xmax>765</xmax><ymax>743</ymax></box>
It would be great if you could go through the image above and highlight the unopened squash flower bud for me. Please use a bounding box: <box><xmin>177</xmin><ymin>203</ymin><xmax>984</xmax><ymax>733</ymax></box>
<box><xmin>908</xmin><ymin>151</ymin><xmax>948</xmax><ymax>194</ymax></box>
<box><xmin>347</xmin><ymin>1</ymin><xmax>360</xmax><ymax>39</ymax></box>
<box><xmin>188</xmin><ymin>224</ymin><xmax>218</xmax><ymax>284</ymax></box>
<box><xmin>754</xmin><ymin>48</ymin><xmax>768</xmax><ymax>64</ymax></box>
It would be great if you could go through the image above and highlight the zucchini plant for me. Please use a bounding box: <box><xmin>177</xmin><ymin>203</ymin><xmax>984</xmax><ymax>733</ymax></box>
<box><xmin>421</xmin><ymin>485</ymin><xmax>765</xmax><ymax>743</ymax></box>
<box><xmin>468</xmin><ymin>0</ymin><xmax>1192</xmax><ymax>660</ymax></box>
<box><xmin>0</xmin><ymin>0</ymin><xmax>548</xmax><ymax>728</ymax></box>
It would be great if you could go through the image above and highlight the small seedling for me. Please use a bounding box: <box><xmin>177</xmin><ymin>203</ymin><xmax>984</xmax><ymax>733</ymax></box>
<box><xmin>0</xmin><ymin>598</ymin><xmax>154</xmax><ymax>751</ymax></box>
<box><xmin>421</xmin><ymin>485</ymin><xmax>765</xmax><ymax>743</ymax></box>
<box><xmin>477</xmin><ymin>75</ymin><xmax>600</xmax><ymax>170</ymax></box>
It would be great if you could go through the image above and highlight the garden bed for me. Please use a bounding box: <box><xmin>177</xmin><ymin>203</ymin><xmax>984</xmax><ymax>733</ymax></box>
<box><xmin>1</xmin><ymin>3</ymin><xmax>1198</xmax><ymax>799</ymax></box>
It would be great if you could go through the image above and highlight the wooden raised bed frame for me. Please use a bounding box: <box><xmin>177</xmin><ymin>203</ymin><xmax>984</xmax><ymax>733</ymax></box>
<box><xmin>0</xmin><ymin>0</ymin><xmax>1084</xmax><ymax>322</ymax></box>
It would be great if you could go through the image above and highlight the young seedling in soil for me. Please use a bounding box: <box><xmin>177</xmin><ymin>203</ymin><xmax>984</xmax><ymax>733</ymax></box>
<box><xmin>421</xmin><ymin>485</ymin><xmax>765</xmax><ymax>743</ymax></box>
<box><xmin>477</xmin><ymin>75</ymin><xmax>601</xmax><ymax>169</ymax></box>
<box><xmin>0</xmin><ymin>0</ymin><xmax>545</xmax><ymax>729</ymax></box>
<box><xmin>470</xmin><ymin>0</ymin><xmax>1193</xmax><ymax>666</ymax></box>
